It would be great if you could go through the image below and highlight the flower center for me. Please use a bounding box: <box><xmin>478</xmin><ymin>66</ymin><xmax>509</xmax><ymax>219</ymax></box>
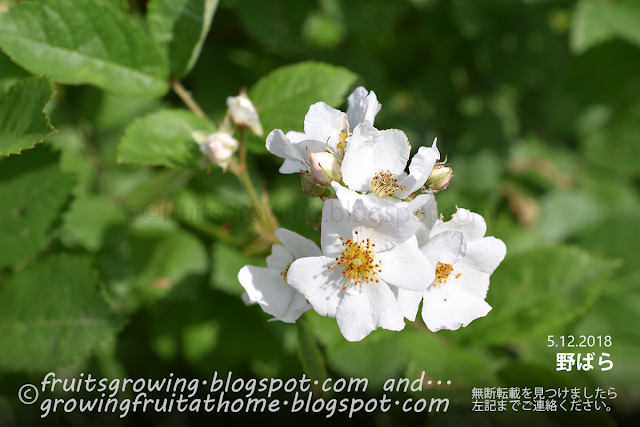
<box><xmin>370</xmin><ymin>170</ymin><xmax>406</xmax><ymax>198</ymax></box>
<box><xmin>433</xmin><ymin>262</ymin><xmax>461</xmax><ymax>286</ymax></box>
<box><xmin>328</xmin><ymin>231</ymin><xmax>382</xmax><ymax>289</ymax></box>
<box><xmin>280</xmin><ymin>264</ymin><xmax>291</xmax><ymax>284</ymax></box>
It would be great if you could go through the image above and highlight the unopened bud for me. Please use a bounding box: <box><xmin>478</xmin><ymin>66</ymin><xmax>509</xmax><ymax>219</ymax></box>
<box><xmin>309</xmin><ymin>152</ymin><xmax>342</xmax><ymax>185</ymax></box>
<box><xmin>226</xmin><ymin>89</ymin><xmax>263</xmax><ymax>137</ymax></box>
<box><xmin>300</xmin><ymin>173</ymin><xmax>330</xmax><ymax>198</ymax></box>
<box><xmin>426</xmin><ymin>163</ymin><xmax>453</xmax><ymax>192</ymax></box>
<box><xmin>198</xmin><ymin>131</ymin><xmax>239</xmax><ymax>170</ymax></box>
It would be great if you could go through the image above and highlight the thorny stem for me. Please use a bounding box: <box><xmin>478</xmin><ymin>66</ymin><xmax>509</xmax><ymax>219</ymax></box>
<box><xmin>171</xmin><ymin>78</ymin><xmax>278</xmax><ymax>244</ymax></box>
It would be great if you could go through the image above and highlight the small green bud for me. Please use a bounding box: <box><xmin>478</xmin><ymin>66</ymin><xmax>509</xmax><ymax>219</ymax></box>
<box><xmin>300</xmin><ymin>172</ymin><xmax>328</xmax><ymax>198</ymax></box>
<box><xmin>426</xmin><ymin>163</ymin><xmax>453</xmax><ymax>192</ymax></box>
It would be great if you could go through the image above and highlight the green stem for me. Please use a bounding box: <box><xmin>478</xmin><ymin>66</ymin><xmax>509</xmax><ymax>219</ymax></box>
<box><xmin>170</xmin><ymin>77</ymin><xmax>209</xmax><ymax>120</ymax></box>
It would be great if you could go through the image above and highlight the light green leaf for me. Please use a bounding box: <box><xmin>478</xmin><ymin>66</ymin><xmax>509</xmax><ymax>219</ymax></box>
<box><xmin>117</xmin><ymin>109</ymin><xmax>215</xmax><ymax>168</ymax></box>
<box><xmin>147</xmin><ymin>0</ymin><xmax>220</xmax><ymax>78</ymax></box>
<box><xmin>0</xmin><ymin>256</ymin><xmax>123</xmax><ymax>372</ymax></box>
<box><xmin>297</xmin><ymin>321</ymin><xmax>327</xmax><ymax>382</ymax></box>
<box><xmin>0</xmin><ymin>76</ymin><xmax>56</xmax><ymax>156</ymax></box>
<box><xmin>571</xmin><ymin>0</ymin><xmax>640</xmax><ymax>54</ymax></box>
<box><xmin>0</xmin><ymin>147</ymin><xmax>75</xmax><ymax>269</ymax></box>
<box><xmin>455</xmin><ymin>246</ymin><xmax>619</xmax><ymax>345</ymax></box>
<box><xmin>0</xmin><ymin>0</ymin><xmax>169</xmax><ymax>98</ymax></box>
<box><xmin>248</xmin><ymin>61</ymin><xmax>358</xmax><ymax>141</ymax></box>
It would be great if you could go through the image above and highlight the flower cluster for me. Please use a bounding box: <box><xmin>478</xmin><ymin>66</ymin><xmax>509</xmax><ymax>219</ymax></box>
<box><xmin>237</xmin><ymin>87</ymin><xmax>506</xmax><ymax>341</ymax></box>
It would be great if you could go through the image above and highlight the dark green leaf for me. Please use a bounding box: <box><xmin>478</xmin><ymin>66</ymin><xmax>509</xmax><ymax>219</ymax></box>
<box><xmin>0</xmin><ymin>52</ymin><xmax>30</xmax><ymax>96</ymax></box>
<box><xmin>0</xmin><ymin>147</ymin><xmax>75</xmax><ymax>269</ymax></box>
<box><xmin>117</xmin><ymin>109</ymin><xmax>215</xmax><ymax>168</ymax></box>
<box><xmin>0</xmin><ymin>76</ymin><xmax>55</xmax><ymax>156</ymax></box>
<box><xmin>147</xmin><ymin>0</ymin><xmax>219</xmax><ymax>78</ymax></box>
<box><xmin>210</xmin><ymin>242</ymin><xmax>265</xmax><ymax>295</ymax></box>
<box><xmin>571</xmin><ymin>0</ymin><xmax>640</xmax><ymax>54</ymax></box>
<box><xmin>0</xmin><ymin>256</ymin><xmax>123</xmax><ymax>371</ymax></box>
<box><xmin>297</xmin><ymin>320</ymin><xmax>327</xmax><ymax>382</ymax></box>
<box><xmin>0</xmin><ymin>0</ymin><xmax>169</xmax><ymax>98</ymax></box>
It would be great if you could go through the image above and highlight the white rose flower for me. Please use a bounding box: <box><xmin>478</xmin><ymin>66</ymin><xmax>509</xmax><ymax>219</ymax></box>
<box><xmin>226</xmin><ymin>90</ymin><xmax>263</xmax><ymax>137</ymax></box>
<box><xmin>198</xmin><ymin>131</ymin><xmax>239</xmax><ymax>170</ymax></box>
<box><xmin>287</xmin><ymin>199</ymin><xmax>433</xmax><ymax>342</ymax></box>
<box><xmin>238</xmin><ymin>228</ymin><xmax>321</xmax><ymax>323</ymax></box>
<box><xmin>266</xmin><ymin>86</ymin><xmax>381</xmax><ymax>174</ymax></box>
<box><xmin>394</xmin><ymin>208</ymin><xmax>507</xmax><ymax>332</ymax></box>
<box><xmin>340</xmin><ymin>125</ymin><xmax>440</xmax><ymax>200</ymax></box>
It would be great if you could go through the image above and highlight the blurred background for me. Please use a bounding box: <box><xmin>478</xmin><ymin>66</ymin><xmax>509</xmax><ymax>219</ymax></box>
<box><xmin>1</xmin><ymin>0</ymin><xmax>639</xmax><ymax>425</ymax></box>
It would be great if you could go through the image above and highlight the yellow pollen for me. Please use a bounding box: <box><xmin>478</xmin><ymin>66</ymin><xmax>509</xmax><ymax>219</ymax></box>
<box><xmin>433</xmin><ymin>262</ymin><xmax>461</xmax><ymax>286</ymax></box>
<box><xmin>327</xmin><ymin>231</ymin><xmax>382</xmax><ymax>289</ymax></box>
<box><xmin>280</xmin><ymin>264</ymin><xmax>291</xmax><ymax>284</ymax></box>
<box><xmin>370</xmin><ymin>170</ymin><xmax>406</xmax><ymax>198</ymax></box>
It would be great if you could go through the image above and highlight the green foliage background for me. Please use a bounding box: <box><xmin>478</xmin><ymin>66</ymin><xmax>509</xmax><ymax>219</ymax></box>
<box><xmin>1</xmin><ymin>0</ymin><xmax>639</xmax><ymax>425</ymax></box>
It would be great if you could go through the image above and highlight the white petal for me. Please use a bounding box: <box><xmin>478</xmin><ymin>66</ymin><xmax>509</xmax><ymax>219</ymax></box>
<box><xmin>238</xmin><ymin>265</ymin><xmax>295</xmax><ymax>318</ymax></box>
<box><xmin>341</xmin><ymin>123</ymin><xmax>380</xmax><ymax>192</ymax></box>
<box><xmin>459</xmin><ymin>237</ymin><xmax>507</xmax><ymax>275</ymax></box>
<box><xmin>285</xmin><ymin>130</ymin><xmax>308</xmax><ymax>143</ymax></box>
<box><xmin>391</xmin><ymin>286</ymin><xmax>423</xmax><ymax>321</ymax></box>
<box><xmin>266</xmin><ymin>129</ymin><xmax>300</xmax><ymax>162</ymax></box>
<box><xmin>336</xmin><ymin>279</ymin><xmax>405</xmax><ymax>342</ymax></box>
<box><xmin>446</xmin><ymin>262</ymin><xmax>491</xmax><ymax>300</ymax></box>
<box><xmin>279</xmin><ymin>158</ymin><xmax>305</xmax><ymax>174</ymax></box>
<box><xmin>287</xmin><ymin>256</ymin><xmax>346</xmax><ymax>318</ymax></box>
<box><xmin>321</xmin><ymin>199</ymin><xmax>352</xmax><ymax>258</ymax></box>
<box><xmin>371</xmin><ymin>129</ymin><xmax>410</xmax><ymax>177</ymax></box>
<box><xmin>376</xmin><ymin>235</ymin><xmax>433</xmax><ymax>291</ymax></box>
<box><xmin>266</xmin><ymin>244</ymin><xmax>294</xmax><ymax>270</ymax></box>
<box><xmin>413</xmin><ymin>194</ymin><xmax>439</xmax><ymax>246</ymax></box>
<box><xmin>268</xmin><ymin>292</ymin><xmax>312</xmax><ymax>323</ymax></box>
<box><xmin>275</xmin><ymin>228</ymin><xmax>322</xmax><ymax>259</ymax></box>
<box><xmin>351</xmin><ymin>199</ymin><xmax>419</xmax><ymax>251</ymax></box>
<box><xmin>396</xmin><ymin>141</ymin><xmax>440</xmax><ymax>197</ymax></box>
<box><xmin>304</xmin><ymin>103</ymin><xmax>347</xmax><ymax>152</ymax></box>
<box><xmin>420</xmin><ymin>230</ymin><xmax>467</xmax><ymax>266</ymax></box>
<box><xmin>346</xmin><ymin>86</ymin><xmax>368</xmax><ymax>127</ymax></box>
<box><xmin>421</xmin><ymin>284</ymin><xmax>491</xmax><ymax>332</ymax></box>
<box><xmin>430</xmin><ymin>207</ymin><xmax>487</xmax><ymax>243</ymax></box>
<box><xmin>363</xmin><ymin>91</ymin><xmax>381</xmax><ymax>125</ymax></box>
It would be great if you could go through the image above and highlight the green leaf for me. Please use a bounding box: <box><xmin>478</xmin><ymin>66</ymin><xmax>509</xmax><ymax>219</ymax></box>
<box><xmin>60</xmin><ymin>194</ymin><xmax>128</xmax><ymax>252</ymax></box>
<box><xmin>571</xmin><ymin>0</ymin><xmax>640</xmax><ymax>54</ymax></box>
<box><xmin>0</xmin><ymin>52</ymin><xmax>30</xmax><ymax>96</ymax></box>
<box><xmin>117</xmin><ymin>109</ymin><xmax>215</xmax><ymax>168</ymax></box>
<box><xmin>0</xmin><ymin>0</ymin><xmax>169</xmax><ymax>98</ymax></box>
<box><xmin>296</xmin><ymin>321</ymin><xmax>327</xmax><ymax>382</ymax></box>
<box><xmin>0</xmin><ymin>76</ymin><xmax>56</xmax><ymax>156</ymax></box>
<box><xmin>455</xmin><ymin>246</ymin><xmax>619</xmax><ymax>345</ymax></box>
<box><xmin>147</xmin><ymin>0</ymin><xmax>220</xmax><ymax>78</ymax></box>
<box><xmin>0</xmin><ymin>146</ymin><xmax>75</xmax><ymax>269</ymax></box>
<box><xmin>248</xmin><ymin>61</ymin><xmax>358</xmax><ymax>139</ymax></box>
<box><xmin>0</xmin><ymin>256</ymin><xmax>123</xmax><ymax>372</ymax></box>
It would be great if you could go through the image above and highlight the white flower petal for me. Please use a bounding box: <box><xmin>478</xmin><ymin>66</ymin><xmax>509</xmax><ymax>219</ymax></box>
<box><xmin>238</xmin><ymin>265</ymin><xmax>295</xmax><ymax>318</ymax></box>
<box><xmin>341</xmin><ymin>123</ymin><xmax>380</xmax><ymax>192</ymax></box>
<box><xmin>421</xmin><ymin>284</ymin><xmax>491</xmax><ymax>332</ymax></box>
<box><xmin>265</xmin><ymin>244</ymin><xmax>294</xmax><ymax>270</ymax></box>
<box><xmin>458</xmin><ymin>237</ymin><xmax>507</xmax><ymax>275</ymax></box>
<box><xmin>430</xmin><ymin>207</ymin><xmax>487</xmax><ymax>243</ymax></box>
<box><xmin>420</xmin><ymin>230</ymin><xmax>467</xmax><ymax>266</ymax></box>
<box><xmin>391</xmin><ymin>286</ymin><xmax>423</xmax><ymax>321</ymax></box>
<box><xmin>285</xmin><ymin>130</ymin><xmax>308</xmax><ymax>143</ymax></box>
<box><xmin>287</xmin><ymin>256</ymin><xmax>346</xmax><ymax>318</ymax></box>
<box><xmin>351</xmin><ymin>199</ymin><xmax>419</xmax><ymax>251</ymax></box>
<box><xmin>371</xmin><ymin>129</ymin><xmax>410</xmax><ymax>177</ymax></box>
<box><xmin>346</xmin><ymin>86</ymin><xmax>368</xmax><ymax>127</ymax></box>
<box><xmin>446</xmin><ymin>262</ymin><xmax>491</xmax><ymax>300</ymax></box>
<box><xmin>336</xmin><ymin>279</ymin><xmax>405</xmax><ymax>341</ymax></box>
<box><xmin>364</xmin><ymin>91</ymin><xmax>381</xmax><ymax>125</ymax></box>
<box><xmin>266</xmin><ymin>129</ymin><xmax>300</xmax><ymax>163</ymax></box>
<box><xmin>396</xmin><ymin>141</ymin><xmax>440</xmax><ymax>197</ymax></box>
<box><xmin>275</xmin><ymin>228</ymin><xmax>322</xmax><ymax>259</ymax></box>
<box><xmin>279</xmin><ymin>158</ymin><xmax>305</xmax><ymax>174</ymax></box>
<box><xmin>321</xmin><ymin>199</ymin><xmax>352</xmax><ymax>258</ymax></box>
<box><xmin>413</xmin><ymin>194</ymin><xmax>439</xmax><ymax>247</ymax></box>
<box><xmin>376</xmin><ymin>236</ymin><xmax>433</xmax><ymax>291</ymax></box>
<box><xmin>304</xmin><ymin>102</ymin><xmax>347</xmax><ymax>152</ymax></box>
<box><xmin>268</xmin><ymin>291</ymin><xmax>312</xmax><ymax>323</ymax></box>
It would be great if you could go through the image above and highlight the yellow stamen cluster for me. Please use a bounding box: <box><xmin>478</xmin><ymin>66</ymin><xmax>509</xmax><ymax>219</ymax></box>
<box><xmin>370</xmin><ymin>170</ymin><xmax>406</xmax><ymax>198</ymax></box>
<box><xmin>337</xmin><ymin>130</ymin><xmax>349</xmax><ymax>150</ymax></box>
<box><xmin>433</xmin><ymin>262</ymin><xmax>461</xmax><ymax>286</ymax></box>
<box><xmin>328</xmin><ymin>231</ymin><xmax>382</xmax><ymax>289</ymax></box>
<box><xmin>280</xmin><ymin>264</ymin><xmax>291</xmax><ymax>284</ymax></box>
